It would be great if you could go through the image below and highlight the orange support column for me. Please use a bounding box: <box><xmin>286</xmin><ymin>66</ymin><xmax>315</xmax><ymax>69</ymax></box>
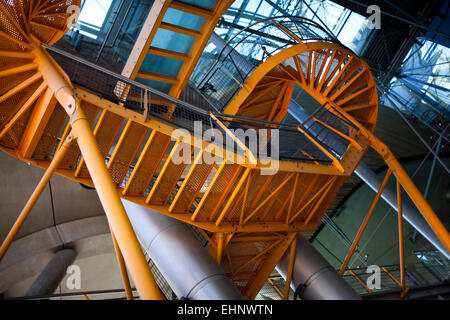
<box><xmin>110</xmin><ymin>229</ymin><xmax>134</xmax><ymax>300</ymax></box>
<box><xmin>339</xmin><ymin>169</ymin><xmax>392</xmax><ymax>275</ymax></box>
<box><xmin>369</xmin><ymin>135</ymin><xmax>450</xmax><ymax>254</ymax></box>
<box><xmin>32</xmin><ymin>43</ymin><xmax>163</xmax><ymax>300</ymax></box>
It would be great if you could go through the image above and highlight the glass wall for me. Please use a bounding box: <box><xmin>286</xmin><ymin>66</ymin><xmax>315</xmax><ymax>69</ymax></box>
<box><xmin>54</xmin><ymin>0</ymin><xmax>155</xmax><ymax>73</ymax></box>
<box><xmin>382</xmin><ymin>38</ymin><xmax>450</xmax><ymax>133</ymax></box>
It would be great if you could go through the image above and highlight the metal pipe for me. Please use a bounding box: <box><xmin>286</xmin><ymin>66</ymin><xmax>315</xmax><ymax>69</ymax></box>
<box><xmin>25</xmin><ymin>249</ymin><xmax>77</xmax><ymax>297</ymax></box>
<box><xmin>209</xmin><ymin>32</ymin><xmax>450</xmax><ymax>259</ymax></box>
<box><xmin>121</xmin><ymin>199</ymin><xmax>243</xmax><ymax>300</ymax></box>
<box><xmin>32</xmin><ymin>43</ymin><xmax>163</xmax><ymax>300</ymax></box>
<box><xmin>276</xmin><ymin>233</ymin><xmax>361</xmax><ymax>300</ymax></box>
<box><xmin>369</xmin><ymin>138</ymin><xmax>450</xmax><ymax>253</ymax></box>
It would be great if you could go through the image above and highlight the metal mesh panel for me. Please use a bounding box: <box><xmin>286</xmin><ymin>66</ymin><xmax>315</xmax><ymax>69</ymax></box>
<box><xmin>0</xmin><ymin>0</ymin><xmax>80</xmax><ymax>44</ymax></box>
<box><xmin>224</xmin><ymin>239</ymin><xmax>276</xmax><ymax>293</ymax></box>
<box><xmin>170</xmin><ymin>161</ymin><xmax>213</xmax><ymax>213</ymax></box>
<box><xmin>124</xmin><ymin>132</ymin><xmax>170</xmax><ymax>196</ymax></box>
<box><xmin>0</xmin><ymin>70</ymin><xmax>37</xmax><ymax>96</ymax></box>
<box><xmin>256</xmin><ymin>277</ymin><xmax>293</xmax><ymax>300</ymax></box>
<box><xmin>32</xmin><ymin>103</ymin><xmax>67</xmax><ymax>160</ymax></box>
<box><xmin>0</xmin><ymin>0</ymin><xmax>28</xmax><ymax>33</ymax></box>
<box><xmin>0</xmin><ymin>56</ymin><xmax>33</xmax><ymax>71</ymax></box>
<box><xmin>77</xmin><ymin>111</ymin><xmax>124</xmax><ymax>178</ymax></box>
<box><xmin>0</xmin><ymin>79</ymin><xmax>40</xmax><ymax>125</ymax></box>
<box><xmin>195</xmin><ymin>163</ymin><xmax>240</xmax><ymax>220</ymax></box>
<box><xmin>0</xmin><ymin>105</ymin><xmax>33</xmax><ymax>148</ymax></box>
<box><xmin>58</xmin><ymin>101</ymin><xmax>99</xmax><ymax>168</ymax></box>
<box><xmin>144</xmin><ymin>252</ymin><xmax>176</xmax><ymax>300</ymax></box>
<box><xmin>342</xmin><ymin>265</ymin><xmax>422</xmax><ymax>295</ymax></box>
<box><xmin>108</xmin><ymin>123</ymin><xmax>147</xmax><ymax>186</ymax></box>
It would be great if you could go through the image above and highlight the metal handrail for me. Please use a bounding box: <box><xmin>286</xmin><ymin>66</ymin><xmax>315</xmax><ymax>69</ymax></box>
<box><xmin>216</xmin><ymin>16</ymin><xmax>341</xmax><ymax>63</ymax></box>
<box><xmin>196</xmin><ymin>16</ymin><xmax>346</xmax><ymax>93</ymax></box>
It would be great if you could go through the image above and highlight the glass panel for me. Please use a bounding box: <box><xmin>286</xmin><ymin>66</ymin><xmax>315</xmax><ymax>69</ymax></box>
<box><xmin>54</xmin><ymin>0</ymin><xmax>155</xmax><ymax>73</ymax></box>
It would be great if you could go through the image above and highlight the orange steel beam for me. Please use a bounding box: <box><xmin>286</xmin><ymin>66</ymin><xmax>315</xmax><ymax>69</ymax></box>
<box><xmin>110</xmin><ymin>229</ymin><xmax>134</xmax><ymax>300</ymax></box>
<box><xmin>241</xmin><ymin>81</ymin><xmax>282</xmax><ymax>108</ymax></box>
<box><xmin>397</xmin><ymin>179</ymin><xmax>405</xmax><ymax>289</ymax></box>
<box><xmin>312</xmin><ymin>117</ymin><xmax>363</xmax><ymax>151</ymax></box>
<box><xmin>242</xmin><ymin>172</ymin><xmax>295</xmax><ymax>225</ymax></box>
<box><xmin>288</xmin><ymin>176</ymin><xmax>336</xmax><ymax>224</ymax></box>
<box><xmin>216</xmin><ymin>167</ymin><xmax>251</xmax><ymax>226</ymax></box>
<box><xmin>0</xmin><ymin>134</ymin><xmax>73</xmax><ymax>261</ymax></box>
<box><xmin>323</xmin><ymin>56</ymin><xmax>354</xmax><ymax>97</ymax></box>
<box><xmin>0</xmin><ymin>82</ymin><xmax>48</xmax><ymax>140</ymax></box>
<box><xmin>348</xmin><ymin>270</ymin><xmax>372</xmax><ymax>293</ymax></box>
<box><xmin>32</xmin><ymin>43</ymin><xmax>163</xmax><ymax>300</ymax></box>
<box><xmin>339</xmin><ymin>169</ymin><xmax>392</xmax><ymax>275</ymax></box>
<box><xmin>70</xmin><ymin>107</ymin><xmax>164</xmax><ymax>301</ymax></box>
<box><xmin>381</xmin><ymin>266</ymin><xmax>404</xmax><ymax>289</ymax></box>
<box><xmin>303</xmin><ymin>177</ymin><xmax>337</xmax><ymax>225</ymax></box>
<box><xmin>330</xmin><ymin>67</ymin><xmax>367</xmax><ymax>101</ymax></box>
<box><xmin>297</xmin><ymin>125</ymin><xmax>345</xmax><ymax>172</ymax></box>
<box><xmin>283</xmin><ymin>236</ymin><xmax>297</xmax><ymax>300</ymax></box>
<box><xmin>170</xmin><ymin>1</ymin><xmax>214</xmax><ymax>18</ymax></box>
<box><xmin>191</xmin><ymin>161</ymin><xmax>227</xmax><ymax>221</ymax></box>
<box><xmin>210</xmin><ymin>112</ymin><xmax>257</xmax><ymax>165</ymax></box>
<box><xmin>274</xmin><ymin>187</ymin><xmax>293</xmax><ymax>221</ymax></box>
<box><xmin>239</xmin><ymin>171</ymin><xmax>251</xmax><ymax>225</ymax></box>
<box><xmin>246</xmin><ymin>175</ymin><xmax>273</xmax><ymax>214</ymax></box>
<box><xmin>231</xmin><ymin>239</ymin><xmax>283</xmax><ymax>279</ymax></box>
<box><xmin>368</xmin><ymin>134</ymin><xmax>450</xmax><ymax>254</ymax></box>
<box><xmin>216</xmin><ymin>232</ymin><xmax>224</xmax><ymax>265</ymax></box>
<box><xmin>19</xmin><ymin>86</ymin><xmax>58</xmax><ymax>158</ymax></box>
<box><xmin>383</xmin><ymin>267</ymin><xmax>412</xmax><ymax>299</ymax></box>
<box><xmin>208</xmin><ymin>166</ymin><xmax>242</xmax><ymax>221</ymax></box>
<box><xmin>313</xmin><ymin>49</ymin><xmax>330</xmax><ymax>88</ymax></box>
<box><xmin>317</xmin><ymin>50</ymin><xmax>336</xmax><ymax>91</ymax></box>
<box><xmin>272</xmin><ymin>20</ymin><xmax>303</xmax><ymax>43</ymax></box>
<box><xmin>0</xmin><ymin>72</ymin><xmax>42</xmax><ymax>103</ymax></box>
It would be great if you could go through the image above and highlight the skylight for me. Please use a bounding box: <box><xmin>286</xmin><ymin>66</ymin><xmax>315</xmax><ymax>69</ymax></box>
<box><xmin>75</xmin><ymin>0</ymin><xmax>113</xmax><ymax>39</ymax></box>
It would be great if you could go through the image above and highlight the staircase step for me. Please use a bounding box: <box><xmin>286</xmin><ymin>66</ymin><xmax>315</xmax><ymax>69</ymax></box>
<box><xmin>122</xmin><ymin>131</ymin><xmax>171</xmax><ymax>196</ymax></box>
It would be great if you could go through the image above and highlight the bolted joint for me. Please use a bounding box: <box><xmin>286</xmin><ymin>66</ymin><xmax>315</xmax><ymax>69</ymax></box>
<box><xmin>54</xmin><ymin>86</ymin><xmax>77</xmax><ymax>116</ymax></box>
